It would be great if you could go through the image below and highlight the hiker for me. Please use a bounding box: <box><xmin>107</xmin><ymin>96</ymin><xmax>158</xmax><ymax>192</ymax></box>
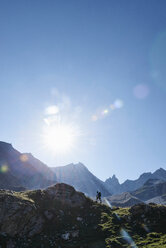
<box><xmin>96</xmin><ymin>191</ymin><xmax>102</xmax><ymax>203</ymax></box>
<box><xmin>98</xmin><ymin>191</ymin><xmax>102</xmax><ymax>203</ymax></box>
<box><xmin>96</xmin><ymin>191</ymin><xmax>99</xmax><ymax>202</ymax></box>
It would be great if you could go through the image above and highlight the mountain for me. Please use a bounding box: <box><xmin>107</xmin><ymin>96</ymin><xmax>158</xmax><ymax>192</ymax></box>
<box><xmin>132</xmin><ymin>179</ymin><xmax>166</xmax><ymax>201</ymax></box>
<box><xmin>105</xmin><ymin>174</ymin><xmax>120</xmax><ymax>194</ymax></box>
<box><xmin>106</xmin><ymin>192</ymin><xmax>143</xmax><ymax>207</ymax></box>
<box><xmin>21</xmin><ymin>153</ymin><xmax>56</xmax><ymax>181</ymax></box>
<box><xmin>52</xmin><ymin>162</ymin><xmax>110</xmax><ymax>197</ymax></box>
<box><xmin>0</xmin><ymin>171</ymin><xmax>25</xmax><ymax>191</ymax></box>
<box><xmin>106</xmin><ymin>179</ymin><xmax>166</xmax><ymax>207</ymax></box>
<box><xmin>104</xmin><ymin>167</ymin><xmax>166</xmax><ymax>194</ymax></box>
<box><xmin>0</xmin><ymin>141</ymin><xmax>56</xmax><ymax>190</ymax></box>
<box><xmin>0</xmin><ymin>184</ymin><xmax>166</xmax><ymax>247</ymax></box>
<box><xmin>146</xmin><ymin>195</ymin><xmax>166</xmax><ymax>204</ymax></box>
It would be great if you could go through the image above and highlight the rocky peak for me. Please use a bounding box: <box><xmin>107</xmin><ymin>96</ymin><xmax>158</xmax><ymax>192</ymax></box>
<box><xmin>139</xmin><ymin>172</ymin><xmax>152</xmax><ymax>180</ymax></box>
<box><xmin>105</xmin><ymin>174</ymin><xmax>119</xmax><ymax>184</ymax></box>
<box><xmin>44</xmin><ymin>183</ymin><xmax>86</xmax><ymax>207</ymax></box>
<box><xmin>153</xmin><ymin>167</ymin><xmax>166</xmax><ymax>179</ymax></box>
<box><xmin>104</xmin><ymin>175</ymin><xmax>120</xmax><ymax>194</ymax></box>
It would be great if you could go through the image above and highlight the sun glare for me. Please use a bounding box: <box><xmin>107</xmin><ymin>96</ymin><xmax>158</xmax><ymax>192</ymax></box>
<box><xmin>42</xmin><ymin>124</ymin><xmax>78</xmax><ymax>154</ymax></box>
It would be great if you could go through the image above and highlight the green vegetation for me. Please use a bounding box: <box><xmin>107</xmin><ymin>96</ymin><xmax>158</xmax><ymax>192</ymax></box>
<box><xmin>100</xmin><ymin>204</ymin><xmax>166</xmax><ymax>247</ymax></box>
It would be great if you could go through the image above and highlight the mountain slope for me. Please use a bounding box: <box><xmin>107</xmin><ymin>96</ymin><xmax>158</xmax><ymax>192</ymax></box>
<box><xmin>22</xmin><ymin>153</ymin><xmax>56</xmax><ymax>181</ymax></box>
<box><xmin>0</xmin><ymin>171</ymin><xmax>25</xmax><ymax>191</ymax></box>
<box><xmin>106</xmin><ymin>192</ymin><xmax>143</xmax><ymax>207</ymax></box>
<box><xmin>0</xmin><ymin>141</ymin><xmax>56</xmax><ymax>190</ymax></box>
<box><xmin>52</xmin><ymin>163</ymin><xmax>110</xmax><ymax>197</ymax></box>
<box><xmin>132</xmin><ymin>179</ymin><xmax>166</xmax><ymax>201</ymax></box>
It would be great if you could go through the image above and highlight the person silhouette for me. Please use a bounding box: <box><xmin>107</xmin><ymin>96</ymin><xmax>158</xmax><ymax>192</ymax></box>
<box><xmin>98</xmin><ymin>191</ymin><xmax>102</xmax><ymax>203</ymax></box>
<box><xmin>96</xmin><ymin>191</ymin><xmax>102</xmax><ymax>203</ymax></box>
<box><xmin>96</xmin><ymin>191</ymin><xmax>99</xmax><ymax>202</ymax></box>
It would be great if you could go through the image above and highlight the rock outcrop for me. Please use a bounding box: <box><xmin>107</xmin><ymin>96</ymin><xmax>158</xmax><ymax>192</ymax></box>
<box><xmin>0</xmin><ymin>183</ymin><xmax>107</xmax><ymax>248</ymax></box>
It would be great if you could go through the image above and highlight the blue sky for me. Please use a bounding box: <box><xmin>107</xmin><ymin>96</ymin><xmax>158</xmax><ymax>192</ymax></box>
<box><xmin>0</xmin><ymin>0</ymin><xmax>166</xmax><ymax>182</ymax></box>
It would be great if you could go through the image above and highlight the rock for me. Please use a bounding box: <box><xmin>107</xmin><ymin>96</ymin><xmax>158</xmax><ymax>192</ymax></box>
<box><xmin>61</xmin><ymin>233</ymin><xmax>70</xmax><ymax>240</ymax></box>
<box><xmin>6</xmin><ymin>240</ymin><xmax>15</xmax><ymax>248</ymax></box>
<box><xmin>28</xmin><ymin>216</ymin><xmax>44</xmax><ymax>237</ymax></box>
<box><xmin>44</xmin><ymin>210</ymin><xmax>53</xmax><ymax>220</ymax></box>
<box><xmin>44</xmin><ymin>183</ymin><xmax>86</xmax><ymax>207</ymax></box>
<box><xmin>77</xmin><ymin>217</ymin><xmax>83</xmax><ymax>221</ymax></box>
<box><xmin>0</xmin><ymin>192</ymin><xmax>37</xmax><ymax>236</ymax></box>
<box><xmin>71</xmin><ymin>230</ymin><xmax>79</xmax><ymax>238</ymax></box>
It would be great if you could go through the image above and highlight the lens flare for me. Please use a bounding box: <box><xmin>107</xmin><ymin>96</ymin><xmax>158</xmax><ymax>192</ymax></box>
<box><xmin>20</xmin><ymin>154</ymin><xmax>28</xmax><ymax>162</ymax></box>
<box><xmin>103</xmin><ymin>197</ymin><xmax>113</xmax><ymax>209</ymax></box>
<box><xmin>102</xmin><ymin>109</ymin><xmax>109</xmax><ymax>115</ymax></box>
<box><xmin>120</xmin><ymin>228</ymin><xmax>137</xmax><ymax>248</ymax></box>
<box><xmin>0</xmin><ymin>165</ymin><xmax>8</xmax><ymax>173</ymax></box>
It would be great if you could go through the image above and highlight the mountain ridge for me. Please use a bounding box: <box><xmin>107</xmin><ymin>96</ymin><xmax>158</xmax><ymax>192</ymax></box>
<box><xmin>0</xmin><ymin>141</ymin><xmax>56</xmax><ymax>190</ymax></box>
<box><xmin>51</xmin><ymin>162</ymin><xmax>110</xmax><ymax>197</ymax></box>
<box><xmin>104</xmin><ymin>167</ymin><xmax>166</xmax><ymax>194</ymax></box>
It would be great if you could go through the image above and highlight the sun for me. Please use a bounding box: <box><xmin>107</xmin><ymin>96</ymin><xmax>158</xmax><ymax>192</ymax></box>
<box><xmin>42</xmin><ymin>123</ymin><xmax>77</xmax><ymax>154</ymax></box>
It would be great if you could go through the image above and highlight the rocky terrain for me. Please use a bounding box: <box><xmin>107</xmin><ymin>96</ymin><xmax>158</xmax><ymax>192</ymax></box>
<box><xmin>0</xmin><ymin>183</ymin><xmax>166</xmax><ymax>248</ymax></box>
<box><xmin>0</xmin><ymin>183</ymin><xmax>108</xmax><ymax>248</ymax></box>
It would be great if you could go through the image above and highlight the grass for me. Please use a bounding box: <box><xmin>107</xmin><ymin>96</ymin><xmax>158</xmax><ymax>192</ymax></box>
<box><xmin>100</xmin><ymin>204</ymin><xmax>166</xmax><ymax>247</ymax></box>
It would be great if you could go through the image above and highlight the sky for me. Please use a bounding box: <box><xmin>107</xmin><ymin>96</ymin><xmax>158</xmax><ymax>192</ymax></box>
<box><xmin>0</xmin><ymin>0</ymin><xmax>166</xmax><ymax>183</ymax></box>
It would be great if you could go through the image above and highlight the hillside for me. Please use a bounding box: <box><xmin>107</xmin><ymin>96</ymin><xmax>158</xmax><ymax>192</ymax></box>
<box><xmin>52</xmin><ymin>162</ymin><xmax>110</xmax><ymax>197</ymax></box>
<box><xmin>0</xmin><ymin>141</ymin><xmax>56</xmax><ymax>190</ymax></box>
<box><xmin>0</xmin><ymin>184</ymin><xmax>166</xmax><ymax>247</ymax></box>
<box><xmin>106</xmin><ymin>192</ymin><xmax>143</xmax><ymax>207</ymax></box>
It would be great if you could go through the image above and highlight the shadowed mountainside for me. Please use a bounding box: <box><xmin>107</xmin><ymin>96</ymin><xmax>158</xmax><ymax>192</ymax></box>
<box><xmin>0</xmin><ymin>141</ymin><xmax>56</xmax><ymax>190</ymax></box>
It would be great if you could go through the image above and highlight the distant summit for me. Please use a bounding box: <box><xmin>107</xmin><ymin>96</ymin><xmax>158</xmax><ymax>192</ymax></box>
<box><xmin>104</xmin><ymin>167</ymin><xmax>166</xmax><ymax>194</ymax></box>
<box><xmin>52</xmin><ymin>162</ymin><xmax>110</xmax><ymax>197</ymax></box>
<box><xmin>105</xmin><ymin>174</ymin><xmax>120</xmax><ymax>194</ymax></box>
